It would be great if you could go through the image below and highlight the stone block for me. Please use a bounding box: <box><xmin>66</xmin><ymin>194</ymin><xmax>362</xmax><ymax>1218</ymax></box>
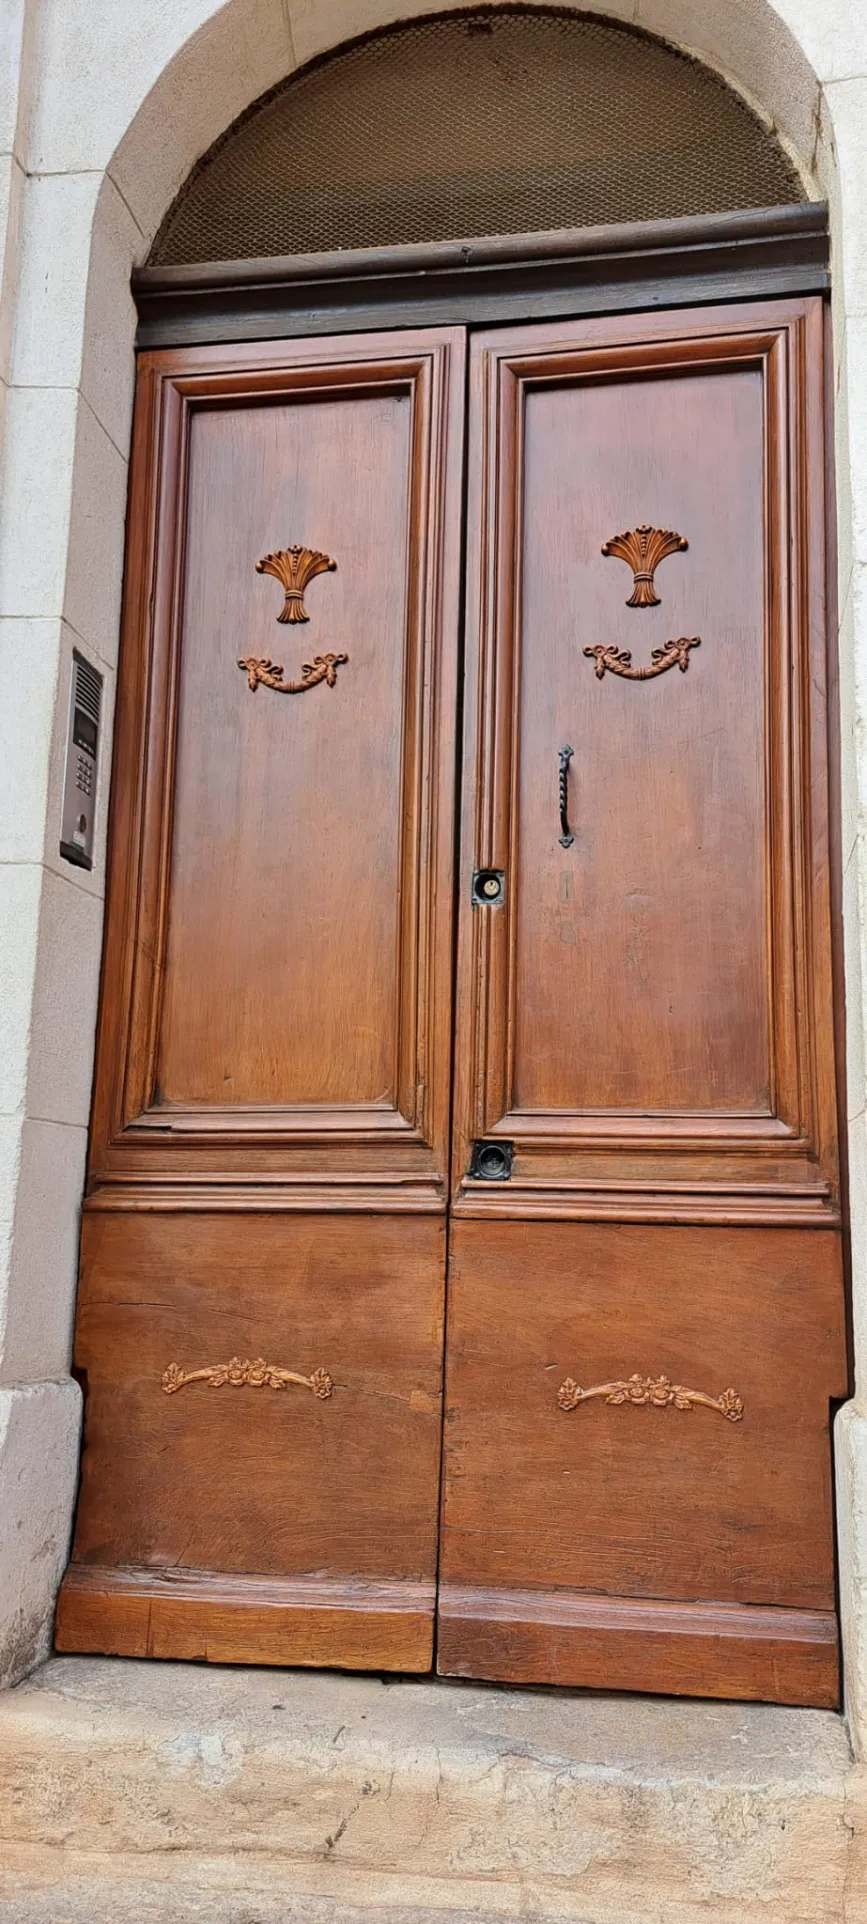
<box><xmin>7</xmin><ymin>164</ymin><xmax>141</xmax><ymax>456</ymax></box>
<box><xmin>103</xmin><ymin>0</ymin><xmax>295</xmax><ymax>243</ymax></box>
<box><xmin>63</xmin><ymin>395</ymin><xmax>128</xmax><ymax>668</ymax></box>
<box><xmin>0</xmin><ymin>863</ymin><xmax>41</xmax><ymax>1116</ymax></box>
<box><xmin>8</xmin><ymin>164</ymin><xmax>137</xmax><ymax>462</ymax></box>
<box><xmin>0</xmin><ymin>618</ymin><xmax>60</xmax><ymax>865</ymax></box>
<box><xmin>0</xmin><ymin>1118</ymin><xmax>86</xmax><ymax>1384</ymax></box>
<box><xmin>10</xmin><ymin>172</ymin><xmax>102</xmax><ymax>393</ymax></box>
<box><xmin>844</xmin><ymin>317</ymin><xmax>867</xmax><ymax>570</ymax></box>
<box><xmin>0</xmin><ymin>1115</ymin><xmax>22</xmax><ymax>1289</ymax></box>
<box><xmin>0</xmin><ymin>1380</ymin><xmax>80</xmax><ymax>1690</ymax></box>
<box><xmin>25</xmin><ymin>0</ymin><xmax>233</xmax><ymax>176</ymax></box>
<box><xmin>842</xmin><ymin>838</ymin><xmax>867</xmax><ymax>1127</ymax></box>
<box><xmin>25</xmin><ymin>867</ymin><xmax>105</xmax><ymax>1130</ymax></box>
<box><xmin>0</xmin><ymin>150</ymin><xmax>23</xmax><ymax>389</ymax></box>
<box><xmin>0</xmin><ymin>383</ymin><xmax>78</xmax><ymax>622</ymax></box>
<box><xmin>0</xmin><ymin>0</ymin><xmax>28</xmax><ymax>157</ymax></box>
<box><xmin>826</xmin><ymin>79</ymin><xmax>867</xmax><ymax>317</ymax></box>
<box><xmin>0</xmin><ymin>1660</ymin><xmax>861</xmax><ymax>1919</ymax></box>
<box><xmin>846</xmin><ymin>1109</ymin><xmax>867</xmax><ymax>1378</ymax></box>
<box><xmin>837</xmin><ymin>1401</ymin><xmax>867</xmax><ymax>1757</ymax></box>
<box><xmin>780</xmin><ymin>0</ymin><xmax>867</xmax><ymax>86</ymax></box>
<box><xmin>289</xmin><ymin>0</ymin><xmax>637</xmax><ymax>69</ymax></box>
<box><xmin>80</xmin><ymin>175</ymin><xmax>140</xmax><ymax>457</ymax></box>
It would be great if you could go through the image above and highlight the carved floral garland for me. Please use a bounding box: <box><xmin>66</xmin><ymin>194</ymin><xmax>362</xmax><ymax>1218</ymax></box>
<box><xmin>556</xmin><ymin>1372</ymin><xmax>743</xmax><ymax>1422</ymax></box>
<box><xmin>162</xmin><ymin>1356</ymin><xmax>333</xmax><ymax>1398</ymax></box>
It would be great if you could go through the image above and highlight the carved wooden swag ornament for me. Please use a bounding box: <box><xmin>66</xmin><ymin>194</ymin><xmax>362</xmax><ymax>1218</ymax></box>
<box><xmin>162</xmin><ymin>1356</ymin><xmax>334</xmax><ymax>1398</ymax></box>
<box><xmin>557</xmin><ymin>1372</ymin><xmax>744</xmax><ymax>1423</ymax></box>
<box><xmin>238</xmin><ymin>544</ymin><xmax>348</xmax><ymax>694</ymax></box>
<box><xmin>588</xmin><ymin>523</ymin><xmax>701</xmax><ymax>682</ymax></box>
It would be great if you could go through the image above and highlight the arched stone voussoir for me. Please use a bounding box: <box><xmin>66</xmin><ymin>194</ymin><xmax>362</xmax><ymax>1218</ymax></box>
<box><xmin>28</xmin><ymin>0</ymin><xmax>298</xmax><ymax>252</ymax></box>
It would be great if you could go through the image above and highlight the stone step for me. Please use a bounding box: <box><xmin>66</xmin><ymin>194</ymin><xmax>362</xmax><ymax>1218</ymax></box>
<box><xmin>0</xmin><ymin>1657</ymin><xmax>865</xmax><ymax>1922</ymax></box>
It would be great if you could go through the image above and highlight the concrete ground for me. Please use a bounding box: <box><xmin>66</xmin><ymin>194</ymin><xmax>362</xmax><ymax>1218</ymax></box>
<box><xmin>0</xmin><ymin>1657</ymin><xmax>866</xmax><ymax>1921</ymax></box>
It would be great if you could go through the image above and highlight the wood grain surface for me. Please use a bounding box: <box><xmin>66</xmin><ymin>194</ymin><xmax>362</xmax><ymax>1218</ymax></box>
<box><xmin>87</xmin><ymin>327</ymin><xmax>466</xmax><ymax>1203</ymax></box>
<box><xmin>59</xmin><ymin>1210</ymin><xmax>446</xmax><ymax>1668</ymax></box>
<box><xmin>439</xmin><ymin>1218</ymin><xmax>845</xmax><ymax>1609</ymax></box>
<box><xmin>58</xmin><ymin>327</ymin><xmax>466</xmax><ymax>1671</ymax></box>
<box><xmin>452</xmin><ymin>298</ymin><xmax>840</xmax><ymax>1227</ymax></box>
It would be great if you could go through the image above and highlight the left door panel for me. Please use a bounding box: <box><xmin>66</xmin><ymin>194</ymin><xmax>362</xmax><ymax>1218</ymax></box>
<box><xmin>56</xmin><ymin>328</ymin><xmax>467</xmax><ymax>1670</ymax></box>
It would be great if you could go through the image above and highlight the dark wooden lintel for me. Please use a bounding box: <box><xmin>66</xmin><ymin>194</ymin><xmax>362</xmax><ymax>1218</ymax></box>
<box><xmin>133</xmin><ymin>203</ymin><xmax>829</xmax><ymax>348</ymax></box>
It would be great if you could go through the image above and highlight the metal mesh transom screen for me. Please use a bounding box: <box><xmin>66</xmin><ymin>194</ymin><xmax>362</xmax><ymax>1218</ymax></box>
<box><xmin>150</xmin><ymin>8</ymin><xmax>802</xmax><ymax>267</ymax></box>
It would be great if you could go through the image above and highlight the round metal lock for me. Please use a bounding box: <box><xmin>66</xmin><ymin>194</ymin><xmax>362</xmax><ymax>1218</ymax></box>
<box><xmin>477</xmin><ymin>1143</ymin><xmax>507</xmax><ymax>1178</ymax></box>
<box><xmin>469</xmin><ymin>1139</ymin><xmax>514</xmax><ymax>1181</ymax></box>
<box><xmin>472</xmin><ymin>868</ymin><xmax>505</xmax><ymax>907</ymax></box>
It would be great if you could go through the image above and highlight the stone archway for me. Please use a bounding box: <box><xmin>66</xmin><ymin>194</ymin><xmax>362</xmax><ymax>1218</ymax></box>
<box><xmin>3</xmin><ymin>0</ymin><xmax>867</xmax><ymax>1753</ymax></box>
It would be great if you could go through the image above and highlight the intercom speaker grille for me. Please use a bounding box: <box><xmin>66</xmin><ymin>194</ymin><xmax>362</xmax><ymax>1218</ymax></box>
<box><xmin>150</xmin><ymin>8</ymin><xmax>802</xmax><ymax>267</ymax></box>
<box><xmin>74</xmin><ymin>655</ymin><xmax>102</xmax><ymax>723</ymax></box>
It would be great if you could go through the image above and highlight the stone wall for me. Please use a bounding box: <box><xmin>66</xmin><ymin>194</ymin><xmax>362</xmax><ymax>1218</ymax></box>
<box><xmin>3</xmin><ymin>0</ymin><xmax>867</xmax><ymax>1744</ymax></box>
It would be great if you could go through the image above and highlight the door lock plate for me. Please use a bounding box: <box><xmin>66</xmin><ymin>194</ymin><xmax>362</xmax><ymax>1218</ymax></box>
<box><xmin>472</xmin><ymin>868</ymin><xmax>505</xmax><ymax>907</ymax></box>
<box><xmin>469</xmin><ymin>1139</ymin><xmax>514</xmax><ymax>1181</ymax></box>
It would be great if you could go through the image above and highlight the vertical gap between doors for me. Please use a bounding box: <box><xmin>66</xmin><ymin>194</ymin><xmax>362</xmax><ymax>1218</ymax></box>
<box><xmin>432</xmin><ymin>327</ymin><xmax>474</xmax><ymax>1675</ymax></box>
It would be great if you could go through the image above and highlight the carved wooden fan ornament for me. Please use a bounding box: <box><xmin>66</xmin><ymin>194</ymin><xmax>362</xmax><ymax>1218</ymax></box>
<box><xmin>239</xmin><ymin>543</ymin><xmax>349</xmax><ymax>695</ymax></box>
<box><xmin>257</xmin><ymin>544</ymin><xmax>336</xmax><ymax>622</ymax></box>
<box><xmin>602</xmin><ymin>523</ymin><xmax>688</xmax><ymax>607</ymax></box>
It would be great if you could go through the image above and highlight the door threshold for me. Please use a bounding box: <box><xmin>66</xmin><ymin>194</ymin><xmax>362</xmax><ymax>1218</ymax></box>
<box><xmin>1</xmin><ymin>1656</ymin><xmax>858</xmax><ymax>1924</ymax></box>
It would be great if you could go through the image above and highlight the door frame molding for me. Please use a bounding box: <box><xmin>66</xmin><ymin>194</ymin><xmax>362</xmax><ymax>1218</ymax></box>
<box><xmin>132</xmin><ymin>203</ymin><xmax>829</xmax><ymax>349</ymax></box>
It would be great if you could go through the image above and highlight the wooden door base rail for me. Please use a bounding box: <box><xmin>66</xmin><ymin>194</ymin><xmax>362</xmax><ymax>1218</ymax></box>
<box><xmin>437</xmin><ymin>1583</ymin><xmax>839</xmax><ymax>1707</ymax></box>
<box><xmin>56</xmin><ymin>1564</ymin><xmax>436</xmax><ymax>1671</ymax></box>
<box><xmin>556</xmin><ymin>1372</ymin><xmax>744</xmax><ymax>1421</ymax></box>
<box><xmin>161</xmin><ymin>1355</ymin><xmax>334</xmax><ymax>1397</ymax></box>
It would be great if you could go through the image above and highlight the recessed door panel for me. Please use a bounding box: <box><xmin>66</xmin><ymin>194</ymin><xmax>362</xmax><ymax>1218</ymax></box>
<box><xmin>88</xmin><ymin>329</ymin><xmax>465</xmax><ymax>1196</ymax></box>
<box><xmin>441</xmin><ymin>1219</ymin><xmax>843</xmax><ymax>1611</ymax></box>
<box><xmin>514</xmin><ymin>367</ymin><xmax>768</xmax><ymax>1114</ymax></box>
<box><xmin>58</xmin><ymin>1210</ymin><xmax>445</xmax><ymax>1672</ymax></box>
<box><xmin>159</xmin><ymin>391</ymin><xmax>413</xmax><ymax>1110</ymax></box>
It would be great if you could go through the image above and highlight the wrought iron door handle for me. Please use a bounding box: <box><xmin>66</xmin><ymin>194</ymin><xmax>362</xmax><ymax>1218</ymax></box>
<box><xmin>558</xmin><ymin>745</ymin><xmax>574</xmax><ymax>847</ymax></box>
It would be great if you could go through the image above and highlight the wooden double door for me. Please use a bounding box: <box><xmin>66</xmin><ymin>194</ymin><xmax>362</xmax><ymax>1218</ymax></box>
<box><xmin>58</xmin><ymin>298</ymin><xmax>848</xmax><ymax>1706</ymax></box>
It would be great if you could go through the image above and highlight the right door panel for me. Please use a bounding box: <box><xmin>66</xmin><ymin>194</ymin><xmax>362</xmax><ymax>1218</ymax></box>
<box><xmin>439</xmin><ymin>300</ymin><xmax>849</xmax><ymax>1706</ymax></box>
